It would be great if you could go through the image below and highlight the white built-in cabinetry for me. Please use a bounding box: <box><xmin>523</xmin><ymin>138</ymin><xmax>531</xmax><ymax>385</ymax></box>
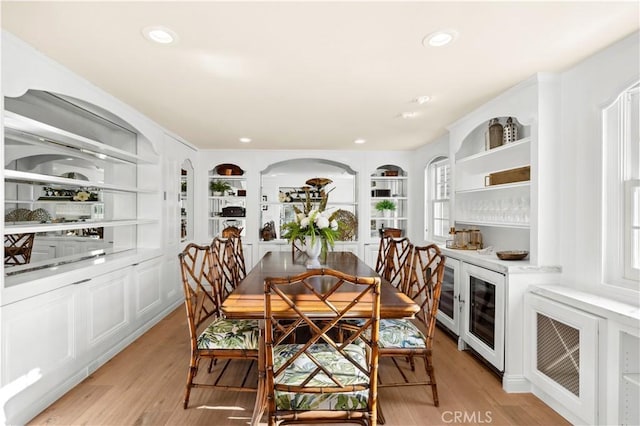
<box><xmin>0</xmin><ymin>33</ymin><xmax>180</xmax><ymax>426</ymax></box>
<box><xmin>439</xmin><ymin>74</ymin><xmax>562</xmax><ymax>391</ymax></box>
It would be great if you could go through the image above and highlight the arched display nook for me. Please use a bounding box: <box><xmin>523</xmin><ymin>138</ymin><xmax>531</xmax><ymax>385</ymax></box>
<box><xmin>180</xmin><ymin>159</ymin><xmax>194</xmax><ymax>242</ymax></box>
<box><xmin>369</xmin><ymin>164</ymin><xmax>408</xmax><ymax>240</ymax></box>
<box><xmin>208</xmin><ymin>163</ymin><xmax>247</xmax><ymax>238</ymax></box>
<box><xmin>258</xmin><ymin>158</ymin><xmax>358</xmax><ymax>249</ymax></box>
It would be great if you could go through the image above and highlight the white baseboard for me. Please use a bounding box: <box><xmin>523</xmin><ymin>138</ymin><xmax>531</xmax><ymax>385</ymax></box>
<box><xmin>502</xmin><ymin>375</ymin><xmax>531</xmax><ymax>393</ymax></box>
<box><xmin>530</xmin><ymin>383</ymin><xmax>588</xmax><ymax>425</ymax></box>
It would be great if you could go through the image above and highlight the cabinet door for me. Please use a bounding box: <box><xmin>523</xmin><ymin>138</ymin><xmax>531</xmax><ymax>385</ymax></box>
<box><xmin>1</xmin><ymin>284</ymin><xmax>78</xmax><ymax>424</ymax></box>
<box><xmin>461</xmin><ymin>262</ymin><xmax>506</xmax><ymax>371</ymax></box>
<box><xmin>437</xmin><ymin>257</ymin><xmax>461</xmax><ymax>336</ymax></box>
<box><xmin>81</xmin><ymin>268</ymin><xmax>131</xmax><ymax>366</ymax></box>
<box><xmin>132</xmin><ymin>257</ymin><xmax>163</xmax><ymax>323</ymax></box>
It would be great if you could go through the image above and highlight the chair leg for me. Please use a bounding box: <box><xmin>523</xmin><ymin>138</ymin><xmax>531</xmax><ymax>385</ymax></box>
<box><xmin>183</xmin><ymin>365</ymin><xmax>197</xmax><ymax>409</ymax></box>
<box><xmin>424</xmin><ymin>353</ymin><xmax>439</xmax><ymax>406</ymax></box>
<box><xmin>376</xmin><ymin>397</ymin><xmax>386</xmax><ymax>425</ymax></box>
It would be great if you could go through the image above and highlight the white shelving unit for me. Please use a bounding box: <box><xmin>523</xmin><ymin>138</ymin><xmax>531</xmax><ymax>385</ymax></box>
<box><xmin>452</xmin><ymin>118</ymin><xmax>532</xmax><ymax>249</ymax></box>
<box><xmin>4</xmin><ymin>93</ymin><xmax>159</xmax><ymax>278</ymax></box>
<box><xmin>370</xmin><ymin>166</ymin><xmax>408</xmax><ymax>239</ymax></box>
<box><xmin>208</xmin><ymin>167</ymin><xmax>247</xmax><ymax>238</ymax></box>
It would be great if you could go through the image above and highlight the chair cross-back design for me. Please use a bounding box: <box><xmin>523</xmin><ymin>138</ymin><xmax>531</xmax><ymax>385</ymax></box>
<box><xmin>375</xmin><ymin>244</ymin><xmax>446</xmax><ymax>416</ymax></box>
<box><xmin>178</xmin><ymin>243</ymin><xmax>259</xmax><ymax>409</ymax></box>
<box><xmin>229</xmin><ymin>235</ymin><xmax>247</xmax><ymax>281</ymax></box>
<box><xmin>211</xmin><ymin>236</ymin><xmax>243</xmax><ymax>300</ymax></box>
<box><xmin>4</xmin><ymin>233</ymin><xmax>35</xmax><ymax>266</ymax></box>
<box><xmin>381</xmin><ymin>237</ymin><xmax>413</xmax><ymax>292</ymax></box>
<box><xmin>264</xmin><ymin>268</ymin><xmax>381</xmax><ymax>426</ymax></box>
<box><xmin>374</xmin><ymin>236</ymin><xmax>392</xmax><ymax>276</ymax></box>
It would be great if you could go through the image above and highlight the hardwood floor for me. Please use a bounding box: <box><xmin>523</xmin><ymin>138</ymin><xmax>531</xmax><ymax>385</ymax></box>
<box><xmin>29</xmin><ymin>308</ymin><xmax>569</xmax><ymax>426</ymax></box>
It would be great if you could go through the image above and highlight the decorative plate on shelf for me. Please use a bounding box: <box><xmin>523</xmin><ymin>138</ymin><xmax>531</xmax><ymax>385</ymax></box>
<box><xmin>333</xmin><ymin>209</ymin><xmax>357</xmax><ymax>241</ymax></box>
<box><xmin>5</xmin><ymin>208</ymin><xmax>32</xmax><ymax>222</ymax></box>
<box><xmin>28</xmin><ymin>208</ymin><xmax>52</xmax><ymax>222</ymax></box>
<box><xmin>496</xmin><ymin>250</ymin><xmax>529</xmax><ymax>260</ymax></box>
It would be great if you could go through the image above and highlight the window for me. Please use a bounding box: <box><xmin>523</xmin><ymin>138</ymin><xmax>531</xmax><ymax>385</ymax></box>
<box><xmin>603</xmin><ymin>82</ymin><xmax>639</xmax><ymax>289</ymax></box>
<box><xmin>427</xmin><ymin>157</ymin><xmax>450</xmax><ymax>241</ymax></box>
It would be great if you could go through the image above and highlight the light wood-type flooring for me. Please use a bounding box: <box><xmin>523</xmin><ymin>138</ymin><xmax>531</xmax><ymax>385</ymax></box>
<box><xmin>29</xmin><ymin>307</ymin><xmax>569</xmax><ymax>426</ymax></box>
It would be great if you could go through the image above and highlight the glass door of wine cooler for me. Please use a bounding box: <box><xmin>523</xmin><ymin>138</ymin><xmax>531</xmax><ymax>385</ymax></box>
<box><xmin>462</xmin><ymin>262</ymin><xmax>506</xmax><ymax>371</ymax></box>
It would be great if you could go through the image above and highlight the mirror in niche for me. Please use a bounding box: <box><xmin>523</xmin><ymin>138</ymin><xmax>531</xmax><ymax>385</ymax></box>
<box><xmin>180</xmin><ymin>159</ymin><xmax>194</xmax><ymax>242</ymax></box>
<box><xmin>260</xmin><ymin>158</ymin><xmax>358</xmax><ymax>241</ymax></box>
<box><xmin>4</xmin><ymin>90</ymin><xmax>141</xmax><ymax>275</ymax></box>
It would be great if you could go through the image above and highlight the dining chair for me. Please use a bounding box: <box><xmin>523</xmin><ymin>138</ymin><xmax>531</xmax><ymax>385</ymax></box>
<box><xmin>380</xmin><ymin>237</ymin><xmax>413</xmax><ymax>293</ymax></box>
<box><xmin>264</xmin><ymin>268</ymin><xmax>381</xmax><ymax>426</ymax></box>
<box><xmin>178</xmin><ymin>243</ymin><xmax>259</xmax><ymax>409</ymax></box>
<box><xmin>211</xmin><ymin>236</ymin><xmax>243</xmax><ymax>301</ymax></box>
<box><xmin>375</xmin><ymin>244</ymin><xmax>446</xmax><ymax>417</ymax></box>
<box><xmin>4</xmin><ymin>233</ymin><xmax>35</xmax><ymax>265</ymax></box>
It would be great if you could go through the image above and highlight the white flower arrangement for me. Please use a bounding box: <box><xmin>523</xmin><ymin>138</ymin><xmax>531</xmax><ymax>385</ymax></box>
<box><xmin>281</xmin><ymin>186</ymin><xmax>342</xmax><ymax>255</ymax></box>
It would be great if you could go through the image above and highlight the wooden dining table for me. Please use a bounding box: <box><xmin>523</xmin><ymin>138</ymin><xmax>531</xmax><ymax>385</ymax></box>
<box><xmin>221</xmin><ymin>250</ymin><xmax>420</xmax><ymax>426</ymax></box>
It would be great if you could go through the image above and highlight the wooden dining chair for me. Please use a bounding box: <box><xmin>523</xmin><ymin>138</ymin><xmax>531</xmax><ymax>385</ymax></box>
<box><xmin>4</xmin><ymin>233</ymin><xmax>35</xmax><ymax>265</ymax></box>
<box><xmin>375</xmin><ymin>244</ymin><xmax>446</xmax><ymax>417</ymax></box>
<box><xmin>380</xmin><ymin>237</ymin><xmax>413</xmax><ymax>293</ymax></box>
<box><xmin>264</xmin><ymin>268</ymin><xmax>381</xmax><ymax>426</ymax></box>
<box><xmin>178</xmin><ymin>243</ymin><xmax>259</xmax><ymax>409</ymax></box>
<box><xmin>211</xmin><ymin>236</ymin><xmax>243</xmax><ymax>301</ymax></box>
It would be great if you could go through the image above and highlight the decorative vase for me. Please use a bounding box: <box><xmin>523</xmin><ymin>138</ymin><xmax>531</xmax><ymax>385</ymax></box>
<box><xmin>503</xmin><ymin>117</ymin><xmax>519</xmax><ymax>144</ymax></box>
<box><xmin>485</xmin><ymin>118</ymin><xmax>504</xmax><ymax>150</ymax></box>
<box><xmin>383</xmin><ymin>209</ymin><xmax>391</xmax><ymax>218</ymax></box>
<box><xmin>304</xmin><ymin>235</ymin><xmax>322</xmax><ymax>268</ymax></box>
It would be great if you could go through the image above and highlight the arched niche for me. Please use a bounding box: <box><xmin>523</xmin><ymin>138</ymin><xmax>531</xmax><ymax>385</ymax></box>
<box><xmin>259</xmin><ymin>158</ymin><xmax>357</xmax><ymax>241</ymax></box>
<box><xmin>180</xmin><ymin>159</ymin><xmax>194</xmax><ymax>242</ymax></box>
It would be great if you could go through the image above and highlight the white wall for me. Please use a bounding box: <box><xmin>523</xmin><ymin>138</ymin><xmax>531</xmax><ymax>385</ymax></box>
<box><xmin>558</xmin><ymin>31</ymin><xmax>640</xmax><ymax>305</ymax></box>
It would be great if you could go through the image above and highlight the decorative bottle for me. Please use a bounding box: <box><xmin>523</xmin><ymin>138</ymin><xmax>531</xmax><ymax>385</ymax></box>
<box><xmin>485</xmin><ymin>118</ymin><xmax>503</xmax><ymax>150</ymax></box>
<box><xmin>503</xmin><ymin>117</ymin><xmax>519</xmax><ymax>144</ymax></box>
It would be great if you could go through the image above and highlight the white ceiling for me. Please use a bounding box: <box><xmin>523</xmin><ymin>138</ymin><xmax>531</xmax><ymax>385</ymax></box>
<box><xmin>2</xmin><ymin>1</ymin><xmax>638</xmax><ymax>151</ymax></box>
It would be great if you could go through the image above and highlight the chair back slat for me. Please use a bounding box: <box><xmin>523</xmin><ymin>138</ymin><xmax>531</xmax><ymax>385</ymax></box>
<box><xmin>178</xmin><ymin>243</ymin><xmax>221</xmax><ymax>346</ymax></box>
<box><xmin>382</xmin><ymin>237</ymin><xmax>413</xmax><ymax>292</ymax></box>
<box><xmin>212</xmin><ymin>236</ymin><xmax>243</xmax><ymax>300</ymax></box>
<box><xmin>406</xmin><ymin>244</ymin><xmax>446</xmax><ymax>349</ymax></box>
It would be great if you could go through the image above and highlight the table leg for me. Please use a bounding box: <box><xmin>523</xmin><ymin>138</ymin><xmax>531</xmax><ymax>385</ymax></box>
<box><xmin>251</xmin><ymin>320</ymin><xmax>266</xmax><ymax>426</ymax></box>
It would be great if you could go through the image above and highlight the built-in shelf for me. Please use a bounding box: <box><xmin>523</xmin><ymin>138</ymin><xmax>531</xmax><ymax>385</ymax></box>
<box><xmin>623</xmin><ymin>373</ymin><xmax>640</xmax><ymax>387</ymax></box>
<box><xmin>455</xmin><ymin>220</ymin><xmax>530</xmax><ymax>229</ymax></box>
<box><xmin>4</xmin><ymin>110</ymin><xmax>155</xmax><ymax>165</ymax></box>
<box><xmin>4</xmin><ymin>170</ymin><xmax>151</xmax><ymax>193</ymax></box>
<box><xmin>456</xmin><ymin>137</ymin><xmax>531</xmax><ymax>164</ymax></box>
<box><xmin>456</xmin><ymin>181</ymin><xmax>530</xmax><ymax>194</ymax></box>
<box><xmin>5</xmin><ymin>218</ymin><xmax>156</xmax><ymax>235</ymax></box>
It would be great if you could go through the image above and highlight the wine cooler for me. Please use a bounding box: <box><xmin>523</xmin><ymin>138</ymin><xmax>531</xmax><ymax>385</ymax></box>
<box><xmin>461</xmin><ymin>263</ymin><xmax>506</xmax><ymax>371</ymax></box>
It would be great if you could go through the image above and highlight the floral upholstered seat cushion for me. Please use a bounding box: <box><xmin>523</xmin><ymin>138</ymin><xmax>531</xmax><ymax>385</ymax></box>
<box><xmin>350</xmin><ymin>318</ymin><xmax>426</xmax><ymax>349</ymax></box>
<box><xmin>272</xmin><ymin>343</ymin><xmax>370</xmax><ymax>411</ymax></box>
<box><xmin>197</xmin><ymin>318</ymin><xmax>259</xmax><ymax>350</ymax></box>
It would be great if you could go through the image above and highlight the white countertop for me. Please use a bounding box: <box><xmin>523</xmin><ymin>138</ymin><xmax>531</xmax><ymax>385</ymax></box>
<box><xmin>438</xmin><ymin>245</ymin><xmax>561</xmax><ymax>274</ymax></box>
<box><xmin>530</xmin><ymin>284</ymin><xmax>640</xmax><ymax>328</ymax></box>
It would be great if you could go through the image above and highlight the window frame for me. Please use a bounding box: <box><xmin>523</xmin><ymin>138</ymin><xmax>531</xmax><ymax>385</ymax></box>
<box><xmin>426</xmin><ymin>157</ymin><xmax>450</xmax><ymax>242</ymax></box>
<box><xmin>602</xmin><ymin>82</ymin><xmax>639</xmax><ymax>290</ymax></box>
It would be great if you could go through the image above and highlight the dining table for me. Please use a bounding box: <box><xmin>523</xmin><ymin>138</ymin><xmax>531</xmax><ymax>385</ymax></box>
<box><xmin>221</xmin><ymin>250</ymin><xmax>420</xmax><ymax>426</ymax></box>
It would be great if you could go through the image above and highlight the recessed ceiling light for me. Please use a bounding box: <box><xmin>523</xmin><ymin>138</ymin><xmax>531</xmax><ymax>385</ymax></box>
<box><xmin>423</xmin><ymin>30</ymin><xmax>457</xmax><ymax>47</ymax></box>
<box><xmin>400</xmin><ymin>112</ymin><xmax>419</xmax><ymax>119</ymax></box>
<box><xmin>414</xmin><ymin>96</ymin><xmax>431</xmax><ymax>104</ymax></box>
<box><xmin>354</xmin><ymin>138</ymin><xmax>366</xmax><ymax>145</ymax></box>
<box><xmin>142</xmin><ymin>26</ymin><xmax>178</xmax><ymax>45</ymax></box>
<box><xmin>239</xmin><ymin>137</ymin><xmax>252</xmax><ymax>143</ymax></box>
